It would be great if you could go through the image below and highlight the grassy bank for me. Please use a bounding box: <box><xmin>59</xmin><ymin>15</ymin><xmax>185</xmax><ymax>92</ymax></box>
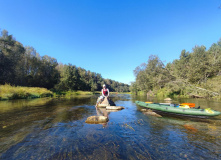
<box><xmin>0</xmin><ymin>84</ymin><xmax>131</xmax><ymax>100</ymax></box>
<box><xmin>54</xmin><ymin>91</ymin><xmax>131</xmax><ymax>97</ymax></box>
<box><xmin>110</xmin><ymin>92</ymin><xmax>131</xmax><ymax>94</ymax></box>
<box><xmin>54</xmin><ymin>90</ymin><xmax>94</xmax><ymax>97</ymax></box>
<box><xmin>0</xmin><ymin>84</ymin><xmax>53</xmax><ymax>100</ymax></box>
<box><xmin>0</xmin><ymin>85</ymin><xmax>94</xmax><ymax>100</ymax></box>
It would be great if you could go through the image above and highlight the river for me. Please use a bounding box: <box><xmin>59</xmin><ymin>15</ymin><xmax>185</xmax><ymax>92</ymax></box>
<box><xmin>0</xmin><ymin>94</ymin><xmax>220</xmax><ymax>160</ymax></box>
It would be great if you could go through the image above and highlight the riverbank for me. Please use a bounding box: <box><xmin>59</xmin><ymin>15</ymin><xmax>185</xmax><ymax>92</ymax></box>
<box><xmin>134</xmin><ymin>87</ymin><xmax>221</xmax><ymax>100</ymax></box>
<box><xmin>54</xmin><ymin>90</ymin><xmax>94</xmax><ymax>97</ymax></box>
<box><xmin>0</xmin><ymin>84</ymin><xmax>53</xmax><ymax>100</ymax></box>
<box><xmin>0</xmin><ymin>84</ymin><xmax>131</xmax><ymax>100</ymax></box>
<box><xmin>0</xmin><ymin>85</ymin><xmax>93</xmax><ymax>100</ymax></box>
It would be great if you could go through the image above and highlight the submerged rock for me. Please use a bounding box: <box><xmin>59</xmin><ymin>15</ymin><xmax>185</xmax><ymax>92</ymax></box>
<box><xmin>106</xmin><ymin>106</ymin><xmax>124</xmax><ymax>110</ymax></box>
<box><xmin>106</xmin><ymin>110</ymin><xmax>121</xmax><ymax>112</ymax></box>
<box><xmin>143</xmin><ymin>111</ymin><xmax>162</xmax><ymax>117</ymax></box>
<box><xmin>141</xmin><ymin>109</ymin><xmax>153</xmax><ymax>112</ymax></box>
<box><xmin>142</xmin><ymin>109</ymin><xmax>162</xmax><ymax>117</ymax></box>
<box><xmin>85</xmin><ymin>116</ymin><xmax>109</xmax><ymax>124</ymax></box>
<box><xmin>141</xmin><ymin>107</ymin><xmax>162</xmax><ymax>117</ymax></box>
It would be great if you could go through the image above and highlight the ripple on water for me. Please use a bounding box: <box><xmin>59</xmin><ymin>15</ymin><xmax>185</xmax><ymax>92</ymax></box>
<box><xmin>0</xmin><ymin>96</ymin><xmax>221</xmax><ymax>159</ymax></box>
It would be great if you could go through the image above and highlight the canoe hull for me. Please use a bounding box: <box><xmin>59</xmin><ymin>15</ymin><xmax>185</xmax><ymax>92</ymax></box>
<box><xmin>136</xmin><ymin>101</ymin><xmax>221</xmax><ymax>117</ymax></box>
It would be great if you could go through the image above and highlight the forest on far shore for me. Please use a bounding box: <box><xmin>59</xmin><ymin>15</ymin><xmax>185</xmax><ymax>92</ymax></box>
<box><xmin>0</xmin><ymin>29</ymin><xmax>130</xmax><ymax>92</ymax></box>
<box><xmin>131</xmin><ymin>38</ymin><xmax>221</xmax><ymax>99</ymax></box>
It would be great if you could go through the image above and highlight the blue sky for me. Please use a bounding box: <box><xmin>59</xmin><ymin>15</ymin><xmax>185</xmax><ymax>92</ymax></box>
<box><xmin>0</xmin><ymin>0</ymin><xmax>221</xmax><ymax>84</ymax></box>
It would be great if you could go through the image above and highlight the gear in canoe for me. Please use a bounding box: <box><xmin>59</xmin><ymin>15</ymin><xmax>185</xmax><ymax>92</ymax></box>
<box><xmin>136</xmin><ymin>101</ymin><xmax>221</xmax><ymax>117</ymax></box>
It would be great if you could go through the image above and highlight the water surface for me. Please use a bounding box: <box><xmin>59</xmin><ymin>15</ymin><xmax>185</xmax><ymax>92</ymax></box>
<box><xmin>0</xmin><ymin>95</ymin><xmax>220</xmax><ymax>159</ymax></box>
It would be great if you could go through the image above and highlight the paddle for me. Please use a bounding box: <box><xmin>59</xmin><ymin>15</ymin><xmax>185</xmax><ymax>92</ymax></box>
<box><xmin>145</xmin><ymin>102</ymin><xmax>153</xmax><ymax>103</ymax></box>
<box><xmin>180</xmin><ymin>103</ymin><xmax>195</xmax><ymax>108</ymax></box>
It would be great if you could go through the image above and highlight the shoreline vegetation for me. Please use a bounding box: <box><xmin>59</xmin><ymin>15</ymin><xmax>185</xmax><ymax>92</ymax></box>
<box><xmin>0</xmin><ymin>29</ymin><xmax>130</xmax><ymax>97</ymax></box>
<box><xmin>0</xmin><ymin>84</ymin><xmax>131</xmax><ymax>101</ymax></box>
<box><xmin>1</xmin><ymin>29</ymin><xmax>221</xmax><ymax>100</ymax></box>
<box><xmin>131</xmin><ymin>38</ymin><xmax>221</xmax><ymax>100</ymax></box>
<box><xmin>0</xmin><ymin>84</ymin><xmax>53</xmax><ymax>100</ymax></box>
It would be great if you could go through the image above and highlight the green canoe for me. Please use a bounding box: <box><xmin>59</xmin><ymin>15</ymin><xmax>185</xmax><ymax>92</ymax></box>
<box><xmin>135</xmin><ymin>101</ymin><xmax>221</xmax><ymax>117</ymax></box>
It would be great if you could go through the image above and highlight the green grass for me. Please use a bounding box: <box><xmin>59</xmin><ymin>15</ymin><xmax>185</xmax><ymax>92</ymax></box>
<box><xmin>68</xmin><ymin>90</ymin><xmax>93</xmax><ymax>95</ymax></box>
<box><xmin>110</xmin><ymin>92</ymin><xmax>131</xmax><ymax>94</ymax></box>
<box><xmin>54</xmin><ymin>91</ymin><xmax>131</xmax><ymax>98</ymax></box>
<box><xmin>54</xmin><ymin>90</ymin><xmax>94</xmax><ymax>97</ymax></box>
<box><xmin>0</xmin><ymin>84</ymin><xmax>53</xmax><ymax>100</ymax></box>
<box><xmin>0</xmin><ymin>84</ymin><xmax>131</xmax><ymax>100</ymax></box>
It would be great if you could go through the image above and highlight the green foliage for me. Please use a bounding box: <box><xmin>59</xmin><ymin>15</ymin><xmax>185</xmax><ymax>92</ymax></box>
<box><xmin>54</xmin><ymin>63</ymin><xmax>130</xmax><ymax>92</ymax></box>
<box><xmin>130</xmin><ymin>82</ymin><xmax>139</xmax><ymax>94</ymax></box>
<box><xmin>56</xmin><ymin>90</ymin><xmax>94</xmax><ymax>97</ymax></box>
<box><xmin>0</xmin><ymin>29</ymin><xmax>130</xmax><ymax>94</ymax></box>
<box><xmin>201</xmin><ymin>76</ymin><xmax>221</xmax><ymax>94</ymax></box>
<box><xmin>133</xmin><ymin>38</ymin><xmax>221</xmax><ymax>98</ymax></box>
<box><xmin>0</xmin><ymin>31</ymin><xmax>59</xmax><ymax>89</ymax></box>
<box><xmin>134</xmin><ymin>55</ymin><xmax>174</xmax><ymax>92</ymax></box>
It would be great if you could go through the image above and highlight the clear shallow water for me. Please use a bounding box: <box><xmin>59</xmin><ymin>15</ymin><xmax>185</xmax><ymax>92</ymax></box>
<box><xmin>0</xmin><ymin>95</ymin><xmax>220</xmax><ymax>160</ymax></box>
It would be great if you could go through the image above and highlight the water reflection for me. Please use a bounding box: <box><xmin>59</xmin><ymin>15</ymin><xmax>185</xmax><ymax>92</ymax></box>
<box><xmin>0</xmin><ymin>98</ymin><xmax>53</xmax><ymax>113</ymax></box>
<box><xmin>0</xmin><ymin>95</ymin><xmax>221</xmax><ymax>159</ymax></box>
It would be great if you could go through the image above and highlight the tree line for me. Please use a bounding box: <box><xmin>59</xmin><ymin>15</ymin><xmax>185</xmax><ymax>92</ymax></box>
<box><xmin>131</xmin><ymin>38</ymin><xmax>221</xmax><ymax>98</ymax></box>
<box><xmin>0</xmin><ymin>29</ymin><xmax>130</xmax><ymax>92</ymax></box>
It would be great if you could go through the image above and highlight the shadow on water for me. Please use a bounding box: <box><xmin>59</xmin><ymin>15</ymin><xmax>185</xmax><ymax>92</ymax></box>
<box><xmin>0</xmin><ymin>94</ymin><xmax>221</xmax><ymax>159</ymax></box>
